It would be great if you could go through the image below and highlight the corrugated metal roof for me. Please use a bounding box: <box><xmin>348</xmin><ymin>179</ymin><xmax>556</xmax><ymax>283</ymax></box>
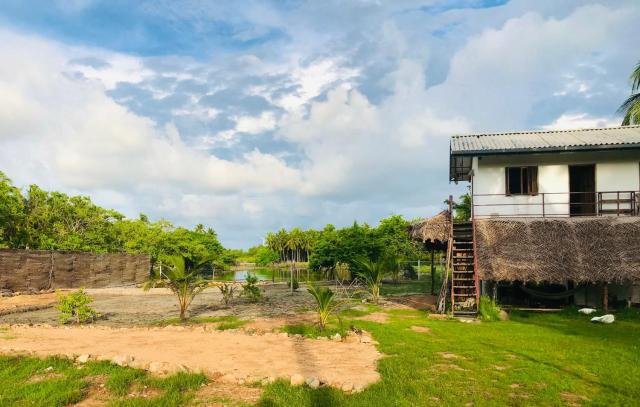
<box><xmin>451</xmin><ymin>125</ymin><xmax>640</xmax><ymax>155</ymax></box>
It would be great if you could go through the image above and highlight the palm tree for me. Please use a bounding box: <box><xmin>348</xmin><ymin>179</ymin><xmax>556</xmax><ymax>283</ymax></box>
<box><xmin>355</xmin><ymin>257</ymin><xmax>388</xmax><ymax>303</ymax></box>
<box><xmin>144</xmin><ymin>255</ymin><xmax>212</xmax><ymax>320</ymax></box>
<box><xmin>619</xmin><ymin>61</ymin><xmax>640</xmax><ymax>125</ymax></box>
<box><xmin>307</xmin><ymin>283</ymin><xmax>338</xmax><ymax>330</ymax></box>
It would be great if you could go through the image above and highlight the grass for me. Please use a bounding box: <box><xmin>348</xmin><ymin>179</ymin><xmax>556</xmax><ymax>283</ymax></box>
<box><xmin>153</xmin><ymin>315</ymin><xmax>249</xmax><ymax>330</ymax></box>
<box><xmin>259</xmin><ymin>307</ymin><xmax>640</xmax><ymax>406</ymax></box>
<box><xmin>0</xmin><ymin>355</ymin><xmax>208</xmax><ymax>406</ymax></box>
<box><xmin>2</xmin><ymin>305</ymin><xmax>639</xmax><ymax>405</ymax></box>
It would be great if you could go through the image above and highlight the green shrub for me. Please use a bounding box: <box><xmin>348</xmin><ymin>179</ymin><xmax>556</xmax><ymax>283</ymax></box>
<box><xmin>217</xmin><ymin>282</ymin><xmax>236</xmax><ymax>306</ymax></box>
<box><xmin>241</xmin><ymin>273</ymin><xmax>261</xmax><ymax>302</ymax></box>
<box><xmin>287</xmin><ymin>278</ymin><xmax>299</xmax><ymax>291</ymax></box>
<box><xmin>478</xmin><ymin>295</ymin><xmax>501</xmax><ymax>322</ymax></box>
<box><xmin>56</xmin><ymin>289</ymin><xmax>99</xmax><ymax>324</ymax></box>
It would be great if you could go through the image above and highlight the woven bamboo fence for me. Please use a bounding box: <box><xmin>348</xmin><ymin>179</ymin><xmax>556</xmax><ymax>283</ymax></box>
<box><xmin>475</xmin><ymin>217</ymin><xmax>640</xmax><ymax>284</ymax></box>
<box><xmin>0</xmin><ymin>249</ymin><xmax>150</xmax><ymax>291</ymax></box>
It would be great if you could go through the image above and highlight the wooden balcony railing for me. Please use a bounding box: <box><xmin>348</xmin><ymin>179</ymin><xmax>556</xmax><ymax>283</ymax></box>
<box><xmin>471</xmin><ymin>191</ymin><xmax>639</xmax><ymax>219</ymax></box>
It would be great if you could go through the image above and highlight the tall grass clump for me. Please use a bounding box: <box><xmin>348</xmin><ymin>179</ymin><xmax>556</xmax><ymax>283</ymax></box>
<box><xmin>478</xmin><ymin>295</ymin><xmax>501</xmax><ymax>322</ymax></box>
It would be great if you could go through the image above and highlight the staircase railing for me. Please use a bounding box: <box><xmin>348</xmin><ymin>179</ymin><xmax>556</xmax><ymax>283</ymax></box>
<box><xmin>471</xmin><ymin>217</ymin><xmax>480</xmax><ymax>306</ymax></box>
<box><xmin>436</xmin><ymin>196</ymin><xmax>454</xmax><ymax>313</ymax></box>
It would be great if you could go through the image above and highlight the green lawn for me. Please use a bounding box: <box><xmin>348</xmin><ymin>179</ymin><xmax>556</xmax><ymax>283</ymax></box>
<box><xmin>259</xmin><ymin>309</ymin><xmax>640</xmax><ymax>406</ymax></box>
<box><xmin>1</xmin><ymin>309</ymin><xmax>639</xmax><ymax>406</ymax></box>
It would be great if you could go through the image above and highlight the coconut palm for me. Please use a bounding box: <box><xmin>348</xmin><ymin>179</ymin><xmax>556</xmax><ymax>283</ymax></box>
<box><xmin>144</xmin><ymin>255</ymin><xmax>212</xmax><ymax>320</ymax></box>
<box><xmin>355</xmin><ymin>257</ymin><xmax>388</xmax><ymax>303</ymax></box>
<box><xmin>619</xmin><ymin>61</ymin><xmax>640</xmax><ymax>125</ymax></box>
<box><xmin>307</xmin><ymin>283</ymin><xmax>338</xmax><ymax>330</ymax></box>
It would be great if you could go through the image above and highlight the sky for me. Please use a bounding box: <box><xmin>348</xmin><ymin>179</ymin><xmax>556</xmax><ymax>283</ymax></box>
<box><xmin>0</xmin><ymin>0</ymin><xmax>637</xmax><ymax>248</ymax></box>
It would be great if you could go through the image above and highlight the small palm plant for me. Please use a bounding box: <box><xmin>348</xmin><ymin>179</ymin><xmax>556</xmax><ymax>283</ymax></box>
<box><xmin>355</xmin><ymin>257</ymin><xmax>388</xmax><ymax>303</ymax></box>
<box><xmin>386</xmin><ymin>256</ymin><xmax>402</xmax><ymax>284</ymax></box>
<box><xmin>144</xmin><ymin>255</ymin><xmax>212</xmax><ymax>320</ymax></box>
<box><xmin>307</xmin><ymin>283</ymin><xmax>338</xmax><ymax>330</ymax></box>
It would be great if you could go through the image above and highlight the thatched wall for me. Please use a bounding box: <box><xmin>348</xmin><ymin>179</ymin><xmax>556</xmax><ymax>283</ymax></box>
<box><xmin>475</xmin><ymin>217</ymin><xmax>640</xmax><ymax>284</ymax></box>
<box><xmin>0</xmin><ymin>249</ymin><xmax>150</xmax><ymax>292</ymax></box>
<box><xmin>408</xmin><ymin>211</ymin><xmax>449</xmax><ymax>244</ymax></box>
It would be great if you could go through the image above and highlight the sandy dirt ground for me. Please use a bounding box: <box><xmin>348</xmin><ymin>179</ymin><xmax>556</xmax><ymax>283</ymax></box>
<box><xmin>1</xmin><ymin>324</ymin><xmax>381</xmax><ymax>389</ymax></box>
<box><xmin>386</xmin><ymin>294</ymin><xmax>437</xmax><ymax>310</ymax></box>
<box><xmin>0</xmin><ymin>284</ymin><xmax>317</xmax><ymax>326</ymax></box>
<box><xmin>0</xmin><ymin>292</ymin><xmax>62</xmax><ymax>315</ymax></box>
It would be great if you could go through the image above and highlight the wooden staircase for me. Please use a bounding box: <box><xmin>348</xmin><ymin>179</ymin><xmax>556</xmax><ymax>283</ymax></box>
<box><xmin>450</xmin><ymin>221</ymin><xmax>478</xmax><ymax>316</ymax></box>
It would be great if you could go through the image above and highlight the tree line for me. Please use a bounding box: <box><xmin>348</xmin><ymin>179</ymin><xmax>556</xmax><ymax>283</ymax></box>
<box><xmin>0</xmin><ymin>171</ymin><xmax>226</xmax><ymax>268</ymax></box>
<box><xmin>253</xmin><ymin>215</ymin><xmax>433</xmax><ymax>271</ymax></box>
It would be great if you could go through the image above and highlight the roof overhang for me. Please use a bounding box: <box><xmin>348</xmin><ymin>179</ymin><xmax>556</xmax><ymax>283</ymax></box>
<box><xmin>449</xmin><ymin>141</ymin><xmax>640</xmax><ymax>183</ymax></box>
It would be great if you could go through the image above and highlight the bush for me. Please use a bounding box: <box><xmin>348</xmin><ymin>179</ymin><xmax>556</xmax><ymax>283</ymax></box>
<box><xmin>241</xmin><ymin>273</ymin><xmax>261</xmax><ymax>302</ymax></box>
<box><xmin>287</xmin><ymin>278</ymin><xmax>299</xmax><ymax>291</ymax></box>
<box><xmin>478</xmin><ymin>295</ymin><xmax>501</xmax><ymax>322</ymax></box>
<box><xmin>217</xmin><ymin>282</ymin><xmax>236</xmax><ymax>306</ymax></box>
<box><xmin>56</xmin><ymin>289</ymin><xmax>99</xmax><ymax>324</ymax></box>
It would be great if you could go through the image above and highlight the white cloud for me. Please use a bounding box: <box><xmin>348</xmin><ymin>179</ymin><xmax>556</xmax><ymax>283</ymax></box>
<box><xmin>0</xmin><ymin>28</ymin><xmax>302</xmax><ymax>201</ymax></box>
<box><xmin>1</xmin><ymin>1</ymin><xmax>637</xmax><ymax>248</ymax></box>
<box><xmin>541</xmin><ymin>113</ymin><xmax>619</xmax><ymax>130</ymax></box>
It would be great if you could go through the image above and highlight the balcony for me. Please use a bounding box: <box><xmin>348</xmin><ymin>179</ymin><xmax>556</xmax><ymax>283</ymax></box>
<box><xmin>472</xmin><ymin>191</ymin><xmax>639</xmax><ymax>219</ymax></box>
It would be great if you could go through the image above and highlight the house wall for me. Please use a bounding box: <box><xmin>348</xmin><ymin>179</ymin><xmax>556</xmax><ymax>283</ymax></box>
<box><xmin>472</xmin><ymin>150</ymin><xmax>640</xmax><ymax>217</ymax></box>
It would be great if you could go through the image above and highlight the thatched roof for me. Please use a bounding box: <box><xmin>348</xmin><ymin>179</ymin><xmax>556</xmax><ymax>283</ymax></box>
<box><xmin>408</xmin><ymin>211</ymin><xmax>450</xmax><ymax>245</ymax></box>
<box><xmin>475</xmin><ymin>217</ymin><xmax>640</xmax><ymax>284</ymax></box>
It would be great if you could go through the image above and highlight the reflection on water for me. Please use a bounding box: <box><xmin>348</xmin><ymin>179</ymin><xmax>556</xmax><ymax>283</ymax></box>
<box><xmin>213</xmin><ymin>267</ymin><xmax>330</xmax><ymax>282</ymax></box>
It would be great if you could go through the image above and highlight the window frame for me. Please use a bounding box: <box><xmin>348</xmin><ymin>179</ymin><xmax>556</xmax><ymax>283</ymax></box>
<box><xmin>505</xmin><ymin>166</ymin><xmax>539</xmax><ymax>196</ymax></box>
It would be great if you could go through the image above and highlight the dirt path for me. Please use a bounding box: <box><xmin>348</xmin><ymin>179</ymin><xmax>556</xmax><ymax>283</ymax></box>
<box><xmin>1</xmin><ymin>324</ymin><xmax>381</xmax><ymax>389</ymax></box>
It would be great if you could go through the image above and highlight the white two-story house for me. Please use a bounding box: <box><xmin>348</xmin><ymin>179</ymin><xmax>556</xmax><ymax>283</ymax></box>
<box><xmin>448</xmin><ymin>126</ymin><xmax>640</xmax><ymax>310</ymax></box>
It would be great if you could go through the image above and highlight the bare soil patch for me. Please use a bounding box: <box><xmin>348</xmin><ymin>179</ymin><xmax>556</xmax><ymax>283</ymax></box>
<box><xmin>353</xmin><ymin>312</ymin><xmax>389</xmax><ymax>324</ymax></box>
<box><xmin>1</xmin><ymin>324</ymin><xmax>381</xmax><ymax>389</ymax></box>
<box><xmin>561</xmin><ymin>392</ymin><xmax>589</xmax><ymax>406</ymax></box>
<box><xmin>194</xmin><ymin>381</ymin><xmax>263</xmax><ymax>405</ymax></box>
<box><xmin>244</xmin><ymin>312</ymin><xmax>317</xmax><ymax>333</ymax></box>
<box><xmin>410</xmin><ymin>326</ymin><xmax>431</xmax><ymax>334</ymax></box>
<box><xmin>0</xmin><ymin>292</ymin><xmax>60</xmax><ymax>316</ymax></box>
<box><xmin>0</xmin><ymin>285</ymin><xmax>316</xmax><ymax>327</ymax></box>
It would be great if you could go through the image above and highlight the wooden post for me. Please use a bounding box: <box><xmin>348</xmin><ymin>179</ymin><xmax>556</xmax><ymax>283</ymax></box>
<box><xmin>603</xmin><ymin>283</ymin><xmax>609</xmax><ymax>312</ymax></box>
<box><xmin>430</xmin><ymin>247</ymin><xmax>435</xmax><ymax>295</ymax></box>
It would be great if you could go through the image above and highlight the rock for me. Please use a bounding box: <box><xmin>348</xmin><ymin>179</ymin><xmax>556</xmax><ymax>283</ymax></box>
<box><xmin>306</xmin><ymin>376</ymin><xmax>320</xmax><ymax>389</ymax></box>
<box><xmin>220</xmin><ymin>374</ymin><xmax>237</xmax><ymax>383</ymax></box>
<box><xmin>578</xmin><ymin>308</ymin><xmax>597</xmax><ymax>315</ymax></box>
<box><xmin>354</xmin><ymin>383</ymin><xmax>364</xmax><ymax>393</ymax></box>
<box><xmin>591</xmin><ymin>314</ymin><xmax>615</xmax><ymax>324</ymax></box>
<box><xmin>290</xmin><ymin>373</ymin><xmax>305</xmax><ymax>386</ymax></box>
<box><xmin>44</xmin><ymin>366</ymin><xmax>54</xmax><ymax>372</ymax></box>
<box><xmin>261</xmin><ymin>376</ymin><xmax>276</xmax><ymax>386</ymax></box>
<box><xmin>76</xmin><ymin>354</ymin><xmax>91</xmax><ymax>363</ymax></box>
<box><xmin>341</xmin><ymin>382</ymin><xmax>353</xmax><ymax>392</ymax></box>
<box><xmin>498</xmin><ymin>310</ymin><xmax>509</xmax><ymax>321</ymax></box>
<box><xmin>360</xmin><ymin>335</ymin><xmax>372</xmax><ymax>344</ymax></box>
<box><xmin>148</xmin><ymin>361</ymin><xmax>169</xmax><ymax>374</ymax></box>
<box><xmin>111</xmin><ymin>354</ymin><xmax>133</xmax><ymax>367</ymax></box>
<box><xmin>129</xmin><ymin>360</ymin><xmax>150</xmax><ymax>370</ymax></box>
<box><xmin>331</xmin><ymin>333</ymin><xmax>341</xmax><ymax>341</ymax></box>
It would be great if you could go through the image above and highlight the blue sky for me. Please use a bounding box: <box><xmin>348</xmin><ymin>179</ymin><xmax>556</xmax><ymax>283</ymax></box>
<box><xmin>0</xmin><ymin>0</ymin><xmax>637</xmax><ymax>248</ymax></box>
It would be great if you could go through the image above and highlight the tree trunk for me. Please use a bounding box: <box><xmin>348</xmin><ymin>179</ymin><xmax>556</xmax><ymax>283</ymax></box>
<box><xmin>430</xmin><ymin>248</ymin><xmax>435</xmax><ymax>295</ymax></box>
